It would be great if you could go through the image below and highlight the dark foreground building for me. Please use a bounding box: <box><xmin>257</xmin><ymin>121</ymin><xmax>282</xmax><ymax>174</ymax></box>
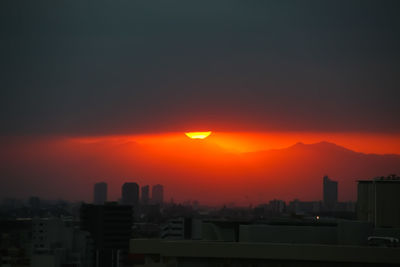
<box><xmin>358</xmin><ymin>175</ymin><xmax>400</xmax><ymax>227</ymax></box>
<box><xmin>80</xmin><ymin>203</ymin><xmax>133</xmax><ymax>267</ymax></box>
<box><xmin>131</xmin><ymin>215</ymin><xmax>400</xmax><ymax>266</ymax></box>
<box><xmin>130</xmin><ymin>239</ymin><xmax>400</xmax><ymax>266</ymax></box>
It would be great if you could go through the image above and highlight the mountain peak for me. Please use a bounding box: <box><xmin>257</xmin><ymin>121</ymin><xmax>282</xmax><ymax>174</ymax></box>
<box><xmin>288</xmin><ymin>141</ymin><xmax>354</xmax><ymax>153</ymax></box>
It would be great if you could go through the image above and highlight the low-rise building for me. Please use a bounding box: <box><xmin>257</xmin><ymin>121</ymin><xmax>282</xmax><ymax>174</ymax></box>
<box><xmin>130</xmin><ymin>239</ymin><xmax>400</xmax><ymax>266</ymax></box>
<box><xmin>31</xmin><ymin>217</ymin><xmax>92</xmax><ymax>267</ymax></box>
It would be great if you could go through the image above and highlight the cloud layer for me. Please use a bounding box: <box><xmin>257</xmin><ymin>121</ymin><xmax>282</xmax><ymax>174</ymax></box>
<box><xmin>1</xmin><ymin>0</ymin><xmax>400</xmax><ymax>135</ymax></box>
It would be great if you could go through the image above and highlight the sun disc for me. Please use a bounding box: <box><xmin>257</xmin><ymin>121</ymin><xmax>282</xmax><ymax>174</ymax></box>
<box><xmin>185</xmin><ymin>131</ymin><xmax>212</xmax><ymax>139</ymax></box>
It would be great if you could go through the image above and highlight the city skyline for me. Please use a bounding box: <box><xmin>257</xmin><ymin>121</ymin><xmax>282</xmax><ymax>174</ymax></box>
<box><xmin>0</xmin><ymin>0</ymin><xmax>400</xmax><ymax>206</ymax></box>
<box><xmin>1</xmin><ymin>139</ymin><xmax>399</xmax><ymax>205</ymax></box>
<box><xmin>1</xmin><ymin>0</ymin><xmax>400</xmax><ymax>205</ymax></box>
<box><xmin>1</xmin><ymin>1</ymin><xmax>400</xmax><ymax>266</ymax></box>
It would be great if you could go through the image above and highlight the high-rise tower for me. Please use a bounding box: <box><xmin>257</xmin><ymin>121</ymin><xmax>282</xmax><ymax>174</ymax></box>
<box><xmin>323</xmin><ymin>176</ymin><xmax>338</xmax><ymax>211</ymax></box>
<box><xmin>152</xmin><ymin>184</ymin><xmax>164</xmax><ymax>205</ymax></box>
<box><xmin>121</xmin><ymin>182</ymin><xmax>139</xmax><ymax>206</ymax></box>
<box><xmin>141</xmin><ymin>185</ymin><xmax>150</xmax><ymax>205</ymax></box>
<box><xmin>94</xmin><ymin>182</ymin><xmax>107</xmax><ymax>205</ymax></box>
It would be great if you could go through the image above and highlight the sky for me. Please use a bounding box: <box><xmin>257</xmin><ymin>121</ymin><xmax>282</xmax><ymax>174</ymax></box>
<box><xmin>1</xmin><ymin>0</ymin><xmax>400</xmax><ymax>135</ymax></box>
<box><xmin>1</xmin><ymin>133</ymin><xmax>400</xmax><ymax>204</ymax></box>
<box><xmin>1</xmin><ymin>1</ymin><xmax>400</xmax><ymax>204</ymax></box>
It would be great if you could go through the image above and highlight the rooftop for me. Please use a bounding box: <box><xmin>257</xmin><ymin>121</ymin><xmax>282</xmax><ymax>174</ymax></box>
<box><xmin>130</xmin><ymin>239</ymin><xmax>400</xmax><ymax>264</ymax></box>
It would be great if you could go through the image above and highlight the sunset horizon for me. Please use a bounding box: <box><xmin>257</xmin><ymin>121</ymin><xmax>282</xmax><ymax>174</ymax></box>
<box><xmin>2</xmin><ymin>130</ymin><xmax>399</xmax><ymax>205</ymax></box>
<box><xmin>1</xmin><ymin>1</ymin><xmax>400</xmax><ymax>266</ymax></box>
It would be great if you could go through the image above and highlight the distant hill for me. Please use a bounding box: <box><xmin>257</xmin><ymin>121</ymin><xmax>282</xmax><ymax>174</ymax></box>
<box><xmin>1</xmin><ymin>138</ymin><xmax>399</xmax><ymax>204</ymax></box>
<box><xmin>240</xmin><ymin>141</ymin><xmax>400</xmax><ymax>201</ymax></box>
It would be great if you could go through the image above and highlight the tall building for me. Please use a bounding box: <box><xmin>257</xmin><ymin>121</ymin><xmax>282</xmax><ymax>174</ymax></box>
<box><xmin>80</xmin><ymin>203</ymin><xmax>133</xmax><ymax>267</ymax></box>
<box><xmin>122</xmin><ymin>182</ymin><xmax>139</xmax><ymax>206</ymax></box>
<box><xmin>141</xmin><ymin>185</ymin><xmax>150</xmax><ymax>205</ymax></box>
<box><xmin>152</xmin><ymin>184</ymin><xmax>164</xmax><ymax>205</ymax></box>
<box><xmin>323</xmin><ymin>176</ymin><xmax>338</xmax><ymax>211</ymax></box>
<box><xmin>94</xmin><ymin>182</ymin><xmax>107</xmax><ymax>204</ymax></box>
<box><xmin>357</xmin><ymin>175</ymin><xmax>400</xmax><ymax>227</ymax></box>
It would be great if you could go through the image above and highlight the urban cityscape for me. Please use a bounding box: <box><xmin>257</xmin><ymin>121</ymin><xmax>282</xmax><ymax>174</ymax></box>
<box><xmin>1</xmin><ymin>174</ymin><xmax>400</xmax><ymax>266</ymax></box>
<box><xmin>1</xmin><ymin>0</ymin><xmax>400</xmax><ymax>266</ymax></box>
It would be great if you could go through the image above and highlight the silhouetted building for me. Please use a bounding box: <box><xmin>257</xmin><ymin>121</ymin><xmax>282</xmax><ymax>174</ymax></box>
<box><xmin>122</xmin><ymin>182</ymin><xmax>139</xmax><ymax>206</ymax></box>
<box><xmin>93</xmin><ymin>182</ymin><xmax>107</xmax><ymax>205</ymax></box>
<box><xmin>268</xmin><ymin>199</ymin><xmax>286</xmax><ymax>213</ymax></box>
<box><xmin>131</xmin><ymin>219</ymin><xmax>400</xmax><ymax>266</ymax></box>
<box><xmin>357</xmin><ymin>175</ymin><xmax>400</xmax><ymax>227</ymax></box>
<box><xmin>141</xmin><ymin>185</ymin><xmax>150</xmax><ymax>205</ymax></box>
<box><xmin>287</xmin><ymin>199</ymin><xmax>321</xmax><ymax>214</ymax></box>
<box><xmin>29</xmin><ymin>196</ymin><xmax>40</xmax><ymax>209</ymax></box>
<box><xmin>0</xmin><ymin>219</ymin><xmax>32</xmax><ymax>266</ymax></box>
<box><xmin>152</xmin><ymin>184</ymin><xmax>164</xmax><ymax>205</ymax></box>
<box><xmin>161</xmin><ymin>218</ymin><xmax>186</xmax><ymax>240</ymax></box>
<box><xmin>323</xmin><ymin>176</ymin><xmax>338</xmax><ymax>210</ymax></box>
<box><xmin>80</xmin><ymin>203</ymin><xmax>133</xmax><ymax>267</ymax></box>
<box><xmin>31</xmin><ymin>218</ymin><xmax>92</xmax><ymax>267</ymax></box>
<box><xmin>29</xmin><ymin>196</ymin><xmax>41</xmax><ymax>216</ymax></box>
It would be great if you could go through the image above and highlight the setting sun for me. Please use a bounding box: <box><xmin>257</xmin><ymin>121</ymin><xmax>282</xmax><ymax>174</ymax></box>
<box><xmin>185</xmin><ymin>131</ymin><xmax>212</xmax><ymax>139</ymax></box>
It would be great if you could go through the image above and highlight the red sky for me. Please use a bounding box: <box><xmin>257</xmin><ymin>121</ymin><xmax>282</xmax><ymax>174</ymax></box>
<box><xmin>130</xmin><ymin>131</ymin><xmax>400</xmax><ymax>154</ymax></box>
<box><xmin>2</xmin><ymin>1</ymin><xmax>400</xmax><ymax>207</ymax></box>
<box><xmin>1</xmin><ymin>131</ymin><xmax>399</xmax><ymax>205</ymax></box>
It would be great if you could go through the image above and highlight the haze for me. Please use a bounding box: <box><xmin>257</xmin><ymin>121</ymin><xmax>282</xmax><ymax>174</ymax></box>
<box><xmin>1</xmin><ymin>0</ymin><xmax>400</xmax><ymax>205</ymax></box>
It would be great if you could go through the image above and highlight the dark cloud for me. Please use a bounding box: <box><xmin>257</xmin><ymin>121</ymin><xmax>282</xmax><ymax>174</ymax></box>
<box><xmin>1</xmin><ymin>0</ymin><xmax>400</xmax><ymax>135</ymax></box>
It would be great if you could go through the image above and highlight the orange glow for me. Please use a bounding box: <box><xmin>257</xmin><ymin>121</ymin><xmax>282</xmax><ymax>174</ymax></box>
<box><xmin>185</xmin><ymin>131</ymin><xmax>212</xmax><ymax>139</ymax></box>
<box><xmin>70</xmin><ymin>131</ymin><xmax>400</xmax><ymax>154</ymax></box>
<box><xmin>1</xmin><ymin>131</ymin><xmax>399</xmax><ymax>205</ymax></box>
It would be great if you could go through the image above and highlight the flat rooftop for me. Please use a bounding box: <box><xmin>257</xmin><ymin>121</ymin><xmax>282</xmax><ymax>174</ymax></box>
<box><xmin>358</xmin><ymin>180</ymin><xmax>400</xmax><ymax>183</ymax></box>
<box><xmin>130</xmin><ymin>239</ymin><xmax>400</xmax><ymax>264</ymax></box>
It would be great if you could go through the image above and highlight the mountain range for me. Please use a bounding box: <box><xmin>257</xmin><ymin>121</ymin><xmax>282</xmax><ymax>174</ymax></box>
<box><xmin>1</xmin><ymin>138</ymin><xmax>400</xmax><ymax>204</ymax></box>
